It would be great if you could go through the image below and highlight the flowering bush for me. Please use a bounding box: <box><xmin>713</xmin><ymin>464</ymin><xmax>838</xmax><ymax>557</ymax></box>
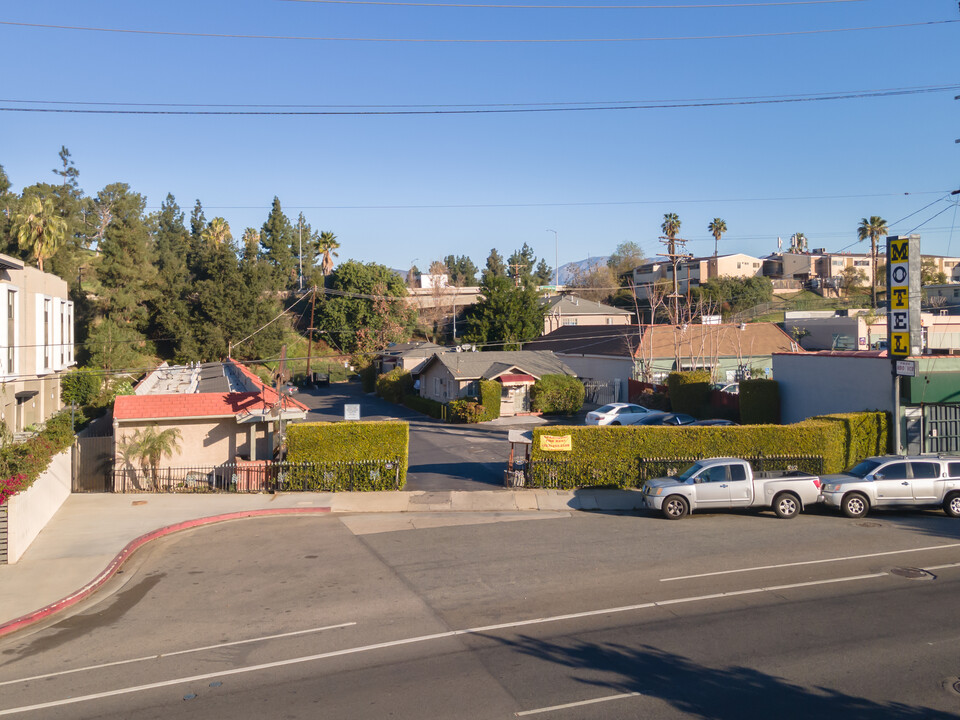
<box><xmin>0</xmin><ymin>474</ymin><xmax>28</xmax><ymax>506</ymax></box>
<box><xmin>0</xmin><ymin>409</ymin><xmax>80</xmax><ymax>506</ymax></box>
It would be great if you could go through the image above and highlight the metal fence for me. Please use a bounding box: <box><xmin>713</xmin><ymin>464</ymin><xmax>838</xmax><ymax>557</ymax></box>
<box><xmin>583</xmin><ymin>380</ymin><xmax>621</xmax><ymax>406</ymax></box>
<box><xmin>113</xmin><ymin>459</ymin><xmax>405</xmax><ymax>494</ymax></box>
<box><xmin>527</xmin><ymin>454</ymin><xmax>824</xmax><ymax>489</ymax></box>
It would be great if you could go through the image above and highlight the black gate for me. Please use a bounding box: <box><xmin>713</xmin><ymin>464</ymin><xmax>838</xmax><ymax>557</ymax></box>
<box><xmin>73</xmin><ymin>435</ymin><xmax>114</xmax><ymax>492</ymax></box>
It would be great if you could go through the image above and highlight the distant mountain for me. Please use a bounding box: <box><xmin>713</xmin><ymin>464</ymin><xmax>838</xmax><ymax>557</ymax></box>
<box><xmin>557</xmin><ymin>257</ymin><xmax>610</xmax><ymax>285</ymax></box>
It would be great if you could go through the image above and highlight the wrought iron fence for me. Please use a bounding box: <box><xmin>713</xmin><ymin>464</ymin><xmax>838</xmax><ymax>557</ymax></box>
<box><xmin>527</xmin><ymin>453</ymin><xmax>824</xmax><ymax>489</ymax></box>
<box><xmin>113</xmin><ymin>459</ymin><xmax>405</xmax><ymax>494</ymax></box>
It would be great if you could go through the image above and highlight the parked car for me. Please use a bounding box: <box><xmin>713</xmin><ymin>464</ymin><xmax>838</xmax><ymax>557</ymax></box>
<box><xmin>642</xmin><ymin>457</ymin><xmax>823</xmax><ymax>519</ymax></box>
<box><xmin>688</xmin><ymin>419</ymin><xmax>739</xmax><ymax>426</ymax></box>
<box><xmin>820</xmin><ymin>455</ymin><xmax>960</xmax><ymax>518</ymax></box>
<box><xmin>632</xmin><ymin>412</ymin><xmax>696</xmax><ymax>426</ymax></box>
<box><xmin>585</xmin><ymin>403</ymin><xmax>657</xmax><ymax>426</ymax></box>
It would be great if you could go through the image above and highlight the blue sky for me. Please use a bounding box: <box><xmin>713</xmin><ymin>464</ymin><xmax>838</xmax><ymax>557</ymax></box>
<box><xmin>1</xmin><ymin>0</ymin><xmax>958</xmax><ymax>272</ymax></box>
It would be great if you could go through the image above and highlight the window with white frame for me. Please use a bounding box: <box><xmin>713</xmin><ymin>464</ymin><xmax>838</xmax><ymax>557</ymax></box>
<box><xmin>43</xmin><ymin>298</ymin><xmax>51</xmax><ymax>370</ymax></box>
<box><xmin>4</xmin><ymin>287</ymin><xmax>16</xmax><ymax>377</ymax></box>
<box><xmin>562</xmin><ymin>318</ymin><xmax>578</xmax><ymax>326</ymax></box>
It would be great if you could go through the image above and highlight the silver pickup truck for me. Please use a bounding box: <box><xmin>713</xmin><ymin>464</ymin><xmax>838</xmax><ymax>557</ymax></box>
<box><xmin>642</xmin><ymin>457</ymin><xmax>823</xmax><ymax>520</ymax></box>
<box><xmin>820</xmin><ymin>455</ymin><xmax>960</xmax><ymax>518</ymax></box>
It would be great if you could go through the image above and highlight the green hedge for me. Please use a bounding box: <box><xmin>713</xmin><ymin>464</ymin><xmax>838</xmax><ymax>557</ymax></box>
<box><xmin>667</xmin><ymin>371</ymin><xmax>711</xmax><ymax>416</ymax></box>
<box><xmin>1</xmin><ymin>410</ymin><xmax>82</xmax><ymax>505</ymax></box>
<box><xmin>479</xmin><ymin>379</ymin><xmax>501</xmax><ymax>421</ymax></box>
<box><xmin>359</xmin><ymin>364</ymin><xmax>377</xmax><ymax>392</ymax></box>
<box><xmin>402</xmin><ymin>393</ymin><xmax>447</xmax><ymax>419</ymax></box>
<box><xmin>530</xmin><ymin>375</ymin><xmax>585</xmax><ymax>415</ymax></box>
<box><xmin>527</xmin><ymin>412</ymin><xmax>884</xmax><ymax>489</ymax></box>
<box><xmin>286</xmin><ymin>421</ymin><xmax>408</xmax><ymax>490</ymax></box>
<box><xmin>740</xmin><ymin>378</ymin><xmax>780</xmax><ymax>425</ymax></box>
<box><xmin>376</xmin><ymin>367</ymin><xmax>414</xmax><ymax>403</ymax></box>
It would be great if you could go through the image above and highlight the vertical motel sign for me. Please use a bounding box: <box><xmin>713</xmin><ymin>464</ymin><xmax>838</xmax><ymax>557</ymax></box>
<box><xmin>886</xmin><ymin>234</ymin><xmax>921</xmax><ymax>357</ymax></box>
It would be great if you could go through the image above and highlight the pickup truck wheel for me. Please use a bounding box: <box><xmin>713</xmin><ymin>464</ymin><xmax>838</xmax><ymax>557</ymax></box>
<box><xmin>662</xmin><ymin>495</ymin><xmax>689</xmax><ymax>520</ymax></box>
<box><xmin>773</xmin><ymin>492</ymin><xmax>800</xmax><ymax>519</ymax></box>
<box><xmin>842</xmin><ymin>492</ymin><xmax>869</xmax><ymax>519</ymax></box>
<box><xmin>943</xmin><ymin>492</ymin><xmax>960</xmax><ymax>518</ymax></box>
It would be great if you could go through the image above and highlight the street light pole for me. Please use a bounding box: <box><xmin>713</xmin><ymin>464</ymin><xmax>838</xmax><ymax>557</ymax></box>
<box><xmin>546</xmin><ymin>229</ymin><xmax>558</xmax><ymax>288</ymax></box>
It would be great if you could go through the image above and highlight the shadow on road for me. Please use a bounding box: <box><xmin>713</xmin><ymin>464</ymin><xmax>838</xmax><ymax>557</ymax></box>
<box><xmin>493</xmin><ymin>634</ymin><xmax>959</xmax><ymax>720</ymax></box>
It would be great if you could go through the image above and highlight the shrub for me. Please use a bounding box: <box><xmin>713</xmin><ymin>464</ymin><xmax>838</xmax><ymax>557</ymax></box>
<box><xmin>286</xmin><ymin>421</ymin><xmax>409</xmax><ymax>490</ymax></box>
<box><xmin>449</xmin><ymin>399</ymin><xmax>484</xmax><ymax>423</ymax></box>
<box><xmin>359</xmin><ymin>363</ymin><xmax>377</xmax><ymax>392</ymax></box>
<box><xmin>402</xmin><ymin>394</ymin><xmax>447</xmax><ymax>419</ymax></box>
<box><xmin>61</xmin><ymin>368</ymin><xmax>102</xmax><ymax>406</ymax></box>
<box><xmin>740</xmin><ymin>378</ymin><xmax>780</xmax><ymax>425</ymax></box>
<box><xmin>376</xmin><ymin>367</ymin><xmax>414</xmax><ymax>404</ymax></box>
<box><xmin>667</xmin><ymin>371</ymin><xmax>711</xmax><ymax>416</ymax></box>
<box><xmin>531</xmin><ymin>375</ymin><xmax>585</xmax><ymax>415</ymax></box>
<box><xmin>526</xmin><ymin>412</ymin><xmax>885</xmax><ymax>489</ymax></box>
<box><xmin>478</xmin><ymin>379</ymin><xmax>501</xmax><ymax>421</ymax></box>
<box><xmin>0</xmin><ymin>408</ymin><xmax>84</xmax><ymax>505</ymax></box>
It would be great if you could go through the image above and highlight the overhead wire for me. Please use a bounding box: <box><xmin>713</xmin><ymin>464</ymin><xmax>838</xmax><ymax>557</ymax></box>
<box><xmin>283</xmin><ymin>0</ymin><xmax>869</xmax><ymax>7</ymax></box>
<box><xmin>1</xmin><ymin>18</ymin><xmax>956</xmax><ymax>43</ymax></box>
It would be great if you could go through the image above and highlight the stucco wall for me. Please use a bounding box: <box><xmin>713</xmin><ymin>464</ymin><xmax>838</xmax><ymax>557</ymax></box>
<box><xmin>773</xmin><ymin>353</ymin><xmax>894</xmax><ymax>424</ymax></box>
<box><xmin>5</xmin><ymin>447</ymin><xmax>71</xmax><ymax>563</ymax></box>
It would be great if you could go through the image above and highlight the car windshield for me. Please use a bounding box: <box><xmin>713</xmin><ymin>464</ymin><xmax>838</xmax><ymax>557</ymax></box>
<box><xmin>844</xmin><ymin>459</ymin><xmax>882</xmax><ymax>478</ymax></box>
<box><xmin>596</xmin><ymin>404</ymin><xmax>618</xmax><ymax>414</ymax></box>
<box><xmin>675</xmin><ymin>463</ymin><xmax>703</xmax><ymax>482</ymax></box>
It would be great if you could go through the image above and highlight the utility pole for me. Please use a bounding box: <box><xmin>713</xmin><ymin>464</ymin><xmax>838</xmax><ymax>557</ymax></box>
<box><xmin>659</xmin><ymin>235</ymin><xmax>693</xmax><ymax>324</ymax></box>
<box><xmin>305</xmin><ymin>286</ymin><xmax>316</xmax><ymax>377</ymax></box>
<box><xmin>508</xmin><ymin>262</ymin><xmax>527</xmax><ymax>287</ymax></box>
<box><xmin>298</xmin><ymin>218</ymin><xmax>303</xmax><ymax>292</ymax></box>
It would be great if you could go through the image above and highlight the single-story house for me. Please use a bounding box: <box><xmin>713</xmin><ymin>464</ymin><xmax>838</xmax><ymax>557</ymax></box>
<box><xmin>526</xmin><ymin>322</ymin><xmax>800</xmax><ymax>392</ymax></box>
<box><xmin>377</xmin><ymin>341</ymin><xmax>450</xmax><ymax>375</ymax></box>
<box><xmin>541</xmin><ymin>294</ymin><xmax>633</xmax><ymax>334</ymax></box>
<box><xmin>112</xmin><ymin>359</ymin><xmax>308</xmax><ymax>490</ymax></box>
<box><xmin>417</xmin><ymin>350</ymin><xmax>577</xmax><ymax>416</ymax></box>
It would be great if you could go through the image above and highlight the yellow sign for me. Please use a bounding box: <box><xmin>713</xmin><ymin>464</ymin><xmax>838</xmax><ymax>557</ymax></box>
<box><xmin>889</xmin><ymin>238</ymin><xmax>909</xmax><ymax>263</ymax></box>
<box><xmin>540</xmin><ymin>435</ymin><xmax>572</xmax><ymax>452</ymax></box>
<box><xmin>890</xmin><ymin>332</ymin><xmax>910</xmax><ymax>356</ymax></box>
<box><xmin>890</xmin><ymin>287</ymin><xmax>909</xmax><ymax>309</ymax></box>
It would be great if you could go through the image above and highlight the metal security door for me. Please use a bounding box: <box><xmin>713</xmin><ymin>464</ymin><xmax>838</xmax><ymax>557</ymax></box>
<box><xmin>925</xmin><ymin>404</ymin><xmax>960</xmax><ymax>454</ymax></box>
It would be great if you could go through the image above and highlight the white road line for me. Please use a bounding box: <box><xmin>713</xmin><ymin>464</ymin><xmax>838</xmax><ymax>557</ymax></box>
<box><xmin>922</xmin><ymin>561</ymin><xmax>960</xmax><ymax>571</ymax></box>
<box><xmin>660</xmin><ymin>542</ymin><xmax>960</xmax><ymax>582</ymax></box>
<box><xmin>0</xmin><ymin>623</ymin><xmax>356</xmax><ymax>688</ymax></box>
<box><xmin>516</xmin><ymin>692</ymin><xmax>642</xmax><ymax>716</ymax></box>
<box><xmin>0</xmin><ymin>571</ymin><xmax>893</xmax><ymax>717</ymax></box>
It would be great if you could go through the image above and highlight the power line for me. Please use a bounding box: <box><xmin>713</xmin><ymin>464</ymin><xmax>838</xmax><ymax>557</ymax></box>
<box><xmin>1</xmin><ymin>19</ymin><xmax>955</xmax><ymax>43</ymax></box>
<box><xmin>283</xmin><ymin>0</ymin><xmax>870</xmax><ymax>7</ymax></box>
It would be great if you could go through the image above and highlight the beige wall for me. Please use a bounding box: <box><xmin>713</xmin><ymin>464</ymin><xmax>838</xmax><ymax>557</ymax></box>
<box><xmin>543</xmin><ymin>313</ymin><xmax>631</xmax><ymax>334</ymax></box>
<box><xmin>0</xmin><ymin>257</ymin><xmax>73</xmax><ymax>434</ymax></box>
<box><xmin>419</xmin><ymin>363</ymin><xmax>459</xmax><ymax>403</ymax></box>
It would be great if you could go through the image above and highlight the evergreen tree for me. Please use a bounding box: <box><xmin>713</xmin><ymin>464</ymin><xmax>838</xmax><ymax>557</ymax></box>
<box><xmin>0</xmin><ymin>165</ymin><xmax>13</xmax><ymax>255</ymax></box>
<box><xmin>148</xmin><ymin>194</ymin><xmax>198</xmax><ymax>361</ymax></box>
<box><xmin>260</xmin><ymin>196</ymin><xmax>296</xmax><ymax>290</ymax></box>
<box><xmin>444</xmin><ymin>254</ymin><xmax>478</xmax><ymax>285</ymax></box>
<box><xmin>190</xmin><ymin>199</ymin><xmax>206</xmax><ymax>240</ymax></box>
<box><xmin>507</xmin><ymin>243</ymin><xmax>539</xmax><ymax>287</ymax></box>
<box><xmin>482</xmin><ymin>248</ymin><xmax>507</xmax><ymax>284</ymax></box>
<box><xmin>464</xmin><ymin>274</ymin><xmax>545</xmax><ymax>350</ymax></box>
<box><xmin>534</xmin><ymin>258</ymin><xmax>553</xmax><ymax>286</ymax></box>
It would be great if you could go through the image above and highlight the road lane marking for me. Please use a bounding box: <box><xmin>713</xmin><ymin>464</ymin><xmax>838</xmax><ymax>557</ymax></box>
<box><xmin>516</xmin><ymin>692</ymin><xmax>642</xmax><ymax>716</ymax></box>
<box><xmin>0</xmin><ymin>623</ymin><xmax>356</xmax><ymax>688</ymax></box>
<box><xmin>0</xmin><ymin>571</ymin><xmax>892</xmax><ymax>716</ymax></box>
<box><xmin>660</xmin><ymin>542</ymin><xmax>960</xmax><ymax>582</ymax></box>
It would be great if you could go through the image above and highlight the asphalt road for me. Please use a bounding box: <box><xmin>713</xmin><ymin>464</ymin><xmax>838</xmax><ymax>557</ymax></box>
<box><xmin>3</xmin><ymin>508</ymin><xmax>960</xmax><ymax>718</ymax></box>
<box><xmin>294</xmin><ymin>380</ymin><xmax>524</xmax><ymax>491</ymax></box>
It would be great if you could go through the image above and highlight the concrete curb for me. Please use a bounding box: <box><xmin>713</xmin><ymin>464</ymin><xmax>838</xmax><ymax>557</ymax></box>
<box><xmin>0</xmin><ymin>507</ymin><xmax>330</xmax><ymax>640</ymax></box>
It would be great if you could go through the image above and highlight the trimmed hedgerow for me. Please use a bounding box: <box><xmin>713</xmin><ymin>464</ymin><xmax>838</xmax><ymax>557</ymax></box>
<box><xmin>478</xmin><ymin>379</ymin><xmax>501</xmax><ymax>421</ymax></box>
<box><xmin>526</xmin><ymin>412</ymin><xmax>883</xmax><ymax>489</ymax></box>
<box><xmin>740</xmin><ymin>378</ymin><xmax>780</xmax><ymax>425</ymax></box>
<box><xmin>376</xmin><ymin>367</ymin><xmax>414</xmax><ymax>404</ymax></box>
<box><xmin>667</xmin><ymin>371</ymin><xmax>711</xmax><ymax>416</ymax></box>
<box><xmin>286</xmin><ymin>421</ymin><xmax>409</xmax><ymax>490</ymax></box>
<box><xmin>402</xmin><ymin>394</ymin><xmax>446</xmax><ymax>419</ymax></box>
<box><xmin>531</xmin><ymin>375</ymin><xmax>585</xmax><ymax>415</ymax></box>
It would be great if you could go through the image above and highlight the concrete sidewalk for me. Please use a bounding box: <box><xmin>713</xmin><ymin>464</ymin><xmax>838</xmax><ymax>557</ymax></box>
<box><xmin>0</xmin><ymin>488</ymin><xmax>644</xmax><ymax>635</ymax></box>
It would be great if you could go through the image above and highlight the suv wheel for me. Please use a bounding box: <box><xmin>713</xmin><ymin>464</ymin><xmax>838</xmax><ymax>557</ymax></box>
<box><xmin>842</xmin><ymin>492</ymin><xmax>869</xmax><ymax>519</ymax></box>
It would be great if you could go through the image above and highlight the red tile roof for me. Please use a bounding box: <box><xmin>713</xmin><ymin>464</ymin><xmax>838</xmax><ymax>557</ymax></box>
<box><xmin>114</xmin><ymin>359</ymin><xmax>308</xmax><ymax>421</ymax></box>
<box><xmin>498</xmin><ymin>374</ymin><xmax>536</xmax><ymax>384</ymax></box>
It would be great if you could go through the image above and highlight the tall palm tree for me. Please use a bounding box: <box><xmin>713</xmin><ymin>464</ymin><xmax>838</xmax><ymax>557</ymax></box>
<box><xmin>708</xmin><ymin>218</ymin><xmax>727</xmax><ymax>257</ymax></box>
<box><xmin>118</xmin><ymin>425</ymin><xmax>183</xmax><ymax>489</ymax></box>
<box><xmin>661</xmin><ymin>213</ymin><xmax>681</xmax><ymax>255</ymax></box>
<box><xmin>202</xmin><ymin>217</ymin><xmax>233</xmax><ymax>245</ymax></box>
<box><xmin>857</xmin><ymin>215</ymin><xmax>888</xmax><ymax>308</ymax></box>
<box><xmin>12</xmin><ymin>196</ymin><xmax>66</xmax><ymax>272</ymax></box>
<box><xmin>317</xmin><ymin>231</ymin><xmax>340</xmax><ymax>276</ymax></box>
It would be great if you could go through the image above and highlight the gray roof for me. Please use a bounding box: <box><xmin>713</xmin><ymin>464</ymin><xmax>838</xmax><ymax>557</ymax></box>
<box><xmin>525</xmin><ymin>326</ymin><xmax>639</xmax><ymax>357</ymax></box>
<box><xmin>379</xmin><ymin>341</ymin><xmax>443</xmax><ymax>357</ymax></box>
<box><xmin>422</xmin><ymin>350</ymin><xmax>577</xmax><ymax>380</ymax></box>
<box><xmin>542</xmin><ymin>295</ymin><xmax>633</xmax><ymax>317</ymax></box>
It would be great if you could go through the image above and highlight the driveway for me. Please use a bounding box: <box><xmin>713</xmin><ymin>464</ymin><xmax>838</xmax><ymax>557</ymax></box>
<box><xmin>292</xmin><ymin>379</ymin><xmax>537</xmax><ymax>491</ymax></box>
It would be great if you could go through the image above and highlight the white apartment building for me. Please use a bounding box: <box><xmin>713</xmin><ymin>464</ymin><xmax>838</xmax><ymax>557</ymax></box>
<box><xmin>0</xmin><ymin>254</ymin><xmax>74</xmax><ymax>433</ymax></box>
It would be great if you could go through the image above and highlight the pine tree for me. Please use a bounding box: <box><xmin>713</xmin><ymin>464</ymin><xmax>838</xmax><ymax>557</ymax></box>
<box><xmin>260</xmin><ymin>196</ymin><xmax>296</xmax><ymax>290</ymax></box>
<box><xmin>482</xmin><ymin>249</ymin><xmax>507</xmax><ymax>284</ymax></box>
<box><xmin>149</xmin><ymin>194</ymin><xmax>198</xmax><ymax>361</ymax></box>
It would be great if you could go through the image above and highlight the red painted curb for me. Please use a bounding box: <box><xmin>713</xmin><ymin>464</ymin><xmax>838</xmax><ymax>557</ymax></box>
<box><xmin>0</xmin><ymin>507</ymin><xmax>331</xmax><ymax>639</ymax></box>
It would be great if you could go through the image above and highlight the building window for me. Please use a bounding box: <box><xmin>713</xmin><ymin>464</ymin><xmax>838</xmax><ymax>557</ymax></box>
<box><xmin>606</xmin><ymin>318</ymin><xmax>613</xmax><ymax>325</ymax></box>
<box><xmin>6</xmin><ymin>289</ymin><xmax>15</xmax><ymax>375</ymax></box>
<box><xmin>43</xmin><ymin>298</ymin><xmax>51</xmax><ymax>369</ymax></box>
<box><xmin>465</xmin><ymin>380</ymin><xmax>479</xmax><ymax>396</ymax></box>
<box><xmin>562</xmin><ymin>318</ymin><xmax>578</xmax><ymax>326</ymax></box>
